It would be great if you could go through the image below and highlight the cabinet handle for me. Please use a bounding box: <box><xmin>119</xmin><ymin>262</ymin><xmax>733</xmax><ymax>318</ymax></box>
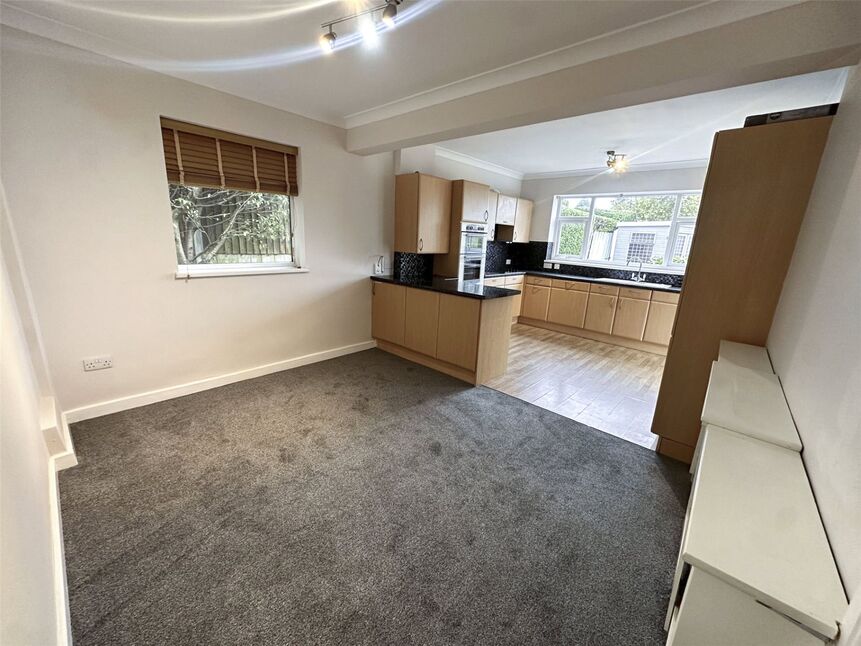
<box><xmin>418</xmin><ymin>237</ymin><xmax>423</xmax><ymax>251</ymax></box>
<box><xmin>484</xmin><ymin>210</ymin><xmax>489</xmax><ymax>222</ymax></box>
<box><xmin>513</xmin><ymin>231</ymin><xmax>517</xmax><ymax>241</ymax></box>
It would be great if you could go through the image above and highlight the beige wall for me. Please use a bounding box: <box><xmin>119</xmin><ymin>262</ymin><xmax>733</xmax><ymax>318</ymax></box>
<box><xmin>0</xmin><ymin>27</ymin><xmax>393</xmax><ymax>414</ymax></box>
<box><xmin>521</xmin><ymin>166</ymin><xmax>708</xmax><ymax>242</ymax></box>
<box><xmin>768</xmin><ymin>64</ymin><xmax>861</xmax><ymax>627</ymax></box>
<box><xmin>396</xmin><ymin>144</ymin><xmax>523</xmax><ymax>195</ymax></box>
<box><xmin>1</xmin><ymin>242</ymin><xmax>61</xmax><ymax>645</ymax></box>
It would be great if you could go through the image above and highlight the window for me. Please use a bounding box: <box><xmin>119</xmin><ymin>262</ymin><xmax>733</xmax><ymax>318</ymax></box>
<box><xmin>550</xmin><ymin>191</ymin><xmax>701</xmax><ymax>271</ymax></box>
<box><xmin>160</xmin><ymin>118</ymin><xmax>303</xmax><ymax>277</ymax></box>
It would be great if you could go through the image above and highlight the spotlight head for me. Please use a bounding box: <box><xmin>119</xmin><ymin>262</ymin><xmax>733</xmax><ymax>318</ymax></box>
<box><xmin>382</xmin><ymin>1</ymin><xmax>398</xmax><ymax>28</ymax></box>
<box><xmin>319</xmin><ymin>29</ymin><xmax>336</xmax><ymax>53</ymax></box>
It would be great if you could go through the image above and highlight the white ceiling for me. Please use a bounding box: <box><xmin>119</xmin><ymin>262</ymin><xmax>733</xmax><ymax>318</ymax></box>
<box><xmin>435</xmin><ymin>68</ymin><xmax>850</xmax><ymax>177</ymax></box>
<box><xmin>1</xmin><ymin>0</ymin><xmax>723</xmax><ymax>126</ymax></box>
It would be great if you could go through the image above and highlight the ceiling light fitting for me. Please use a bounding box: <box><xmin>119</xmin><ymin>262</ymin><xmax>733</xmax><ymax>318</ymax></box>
<box><xmin>606</xmin><ymin>150</ymin><xmax>629</xmax><ymax>173</ymax></box>
<box><xmin>319</xmin><ymin>0</ymin><xmax>401</xmax><ymax>52</ymax></box>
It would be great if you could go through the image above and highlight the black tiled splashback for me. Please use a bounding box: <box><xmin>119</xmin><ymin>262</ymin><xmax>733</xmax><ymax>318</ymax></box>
<box><xmin>393</xmin><ymin>252</ymin><xmax>433</xmax><ymax>282</ymax></box>
<box><xmin>489</xmin><ymin>241</ymin><xmax>685</xmax><ymax>289</ymax></box>
<box><xmin>394</xmin><ymin>242</ymin><xmax>685</xmax><ymax>289</ymax></box>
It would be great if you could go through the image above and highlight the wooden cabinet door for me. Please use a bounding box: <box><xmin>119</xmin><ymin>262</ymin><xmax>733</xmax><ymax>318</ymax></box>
<box><xmin>547</xmin><ymin>288</ymin><xmax>587</xmax><ymax>328</ymax></box>
<box><xmin>512</xmin><ymin>198</ymin><xmax>533</xmax><ymax>243</ymax></box>
<box><xmin>404</xmin><ymin>288</ymin><xmax>439</xmax><ymax>357</ymax></box>
<box><xmin>521</xmin><ymin>284</ymin><xmax>550</xmax><ymax>321</ymax></box>
<box><xmin>504</xmin><ymin>277</ymin><xmax>524</xmax><ymax>319</ymax></box>
<box><xmin>436</xmin><ymin>294</ymin><xmax>480</xmax><ymax>370</ymax></box>
<box><xmin>458</xmin><ymin>180</ymin><xmax>490</xmax><ymax>224</ymax></box>
<box><xmin>487</xmin><ymin>189</ymin><xmax>499</xmax><ymax>241</ymax></box>
<box><xmin>612</xmin><ymin>297</ymin><xmax>650</xmax><ymax>340</ymax></box>
<box><xmin>417</xmin><ymin>173</ymin><xmax>452</xmax><ymax>253</ymax></box>
<box><xmin>584</xmin><ymin>293</ymin><xmax>617</xmax><ymax>333</ymax></box>
<box><xmin>496</xmin><ymin>194</ymin><xmax>517</xmax><ymax>225</ymax></box>
<box><xmin>643</xmin><ymin>301</ymin><xmax>677</xmax><ymax>345</ymax></box>
<box><xmin>372</xmin><ymin>282</ymin><xmax>406</xmax><ymax>345</ymax></box>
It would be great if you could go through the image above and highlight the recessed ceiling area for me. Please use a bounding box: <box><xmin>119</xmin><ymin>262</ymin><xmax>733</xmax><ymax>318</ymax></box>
<box><xmin>0</xmin><ymin>0</ymin><xmax>716</xmax><ymax>125</ymax></box>
<box><xmin>434</xmin><ymin>67</ymin><xmax>850</xmax><ymax>178</ymax></box>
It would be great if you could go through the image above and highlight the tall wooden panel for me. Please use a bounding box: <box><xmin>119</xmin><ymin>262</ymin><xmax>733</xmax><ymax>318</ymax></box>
<box><xmin>652</xmin><ymin>116</ymin><xmax>833</xmax><ymax>463</ymax></box>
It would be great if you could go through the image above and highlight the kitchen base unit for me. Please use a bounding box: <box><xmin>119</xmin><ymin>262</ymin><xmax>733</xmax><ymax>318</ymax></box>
<box><xmin>516</xmin><ymin>276</ymin><xmax>678</xmax><ymax>356</ymax></box>
<box><xmin>371</xmin><ymin>277</ymin><xmax>517</xmax><ymax>386</ymax></box>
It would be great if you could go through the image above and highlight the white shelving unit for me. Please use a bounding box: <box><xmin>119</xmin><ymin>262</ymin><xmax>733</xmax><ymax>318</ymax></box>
<box><xmin>666</xmin><ymin>342</ymin><xmax>848</xmax><ymax>645</ymax></box>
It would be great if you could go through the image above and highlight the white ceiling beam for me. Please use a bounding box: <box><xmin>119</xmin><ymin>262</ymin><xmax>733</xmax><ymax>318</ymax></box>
<box><xmin>346</xmin><ymin>2</ymin><xmax>861</xmax><ymax>155</ymax></box>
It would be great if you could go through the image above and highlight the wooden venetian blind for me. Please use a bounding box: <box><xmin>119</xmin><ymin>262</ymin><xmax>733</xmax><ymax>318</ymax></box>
<box><xmin>160</xmin><ymin>117</ymin><xmax>299</xmax><ymax>196</ymax></box>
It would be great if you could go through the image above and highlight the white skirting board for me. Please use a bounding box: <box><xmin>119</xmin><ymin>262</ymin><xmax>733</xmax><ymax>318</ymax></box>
<box><xmin>48</xmin><ymin>457</ymin><xmax>73</xmax><ymax>646</ymax></box>
<box><xmin>63</xmin><ymin>340</ymin><xmax>377</xmax><ymax>424</ymax></box>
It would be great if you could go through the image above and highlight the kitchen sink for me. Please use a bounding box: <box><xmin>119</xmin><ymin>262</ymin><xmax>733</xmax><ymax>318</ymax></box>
<box><xmin>593</xmin><ymin>277</ymin><xmax>674</xmax><ymax>290</ymax></box>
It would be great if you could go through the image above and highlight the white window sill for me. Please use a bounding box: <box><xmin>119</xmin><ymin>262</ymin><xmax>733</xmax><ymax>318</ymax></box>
<box><xmin>548</xmin><ymin>258</ymin><xmax>685</xmax><ymax>276</ymax></box>
<box><xmin>175</xmin><ymin>265</ymin><xmax>309</xmax><ymax>279</ymax></box>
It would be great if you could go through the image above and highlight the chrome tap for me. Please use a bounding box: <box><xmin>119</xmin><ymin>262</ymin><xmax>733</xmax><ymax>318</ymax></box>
<box><xmin>629</xmin><ymin>261</ymin><xmax>646</xmax><ymax>282</ymax></box>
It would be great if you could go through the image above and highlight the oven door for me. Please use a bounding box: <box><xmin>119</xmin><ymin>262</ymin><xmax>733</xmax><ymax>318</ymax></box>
<box><xmin>462</xmin><ymin>232</ymin><xmax>486</xmax><ymax>257</ymax></box>
<box><xmin>460</xmin><ymin>255</ymin><xmax>484</xmax><ymax>282</ymax></box>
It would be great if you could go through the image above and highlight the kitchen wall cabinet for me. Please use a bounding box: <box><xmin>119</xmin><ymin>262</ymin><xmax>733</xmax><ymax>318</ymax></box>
<box><xmin>394</xmin><ymin>172</ymin><xmax>451</xmax><ymax>254</ymax></box>
<box><xmin>404</xmin><ymin>288</ymin><xmax>439</xmax><ymax>357</ymax></box>
<box><xmin>584</xmin><ymin>292</ymin><xmax>618</xmax><ymax>334</ymax></box>
<box><xmin>487</xmin><ymin>189</ymin><xmax>499</xmax><ymax>241</ymax></box>
<box><xmin>371</xmin><ymin>281</ymin><xmax>406</xmax><ymax>346</ymax></box>
<box><xmin>495</xmin><ymin>194</ymin><xmax>517</xmax><ymax>225</ymax></box>
<box><xmin>521</xmin><ymin>284</ymin><xmax>550</xmax><ymax>320</ymax></box>
<box><xmin>547</xmin><ymin>287</ymin><xmax>587</xmax><ymax>328</ymax></box>
<box><xmin>513</xmin><ymin>198</ymin><xmax>533</xmax><ymax>243</ymax></box>
<box><xmin>453</xmin><ymin>179</ymin><xmax>491</xmax><ymax>224</ymax></box>
<box><xmin>612</xmin><ymin>297</ymin><xmax>650</xmax><ymax>340</ymax></box>
<box><xmin>436</xmin><ymin>294</ymin><xmax>481</xmax><ymax>370</ymax></box>
<box><xmin>495</xmin><ymin>197</ymin><xmax>534</xmax><ymax>243</ymax></box>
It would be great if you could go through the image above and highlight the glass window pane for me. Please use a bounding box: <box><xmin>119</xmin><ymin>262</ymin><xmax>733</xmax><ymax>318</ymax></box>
<box><xmin>169</xmin><ymin>184</ymin><xmax>292</xmax><ymax>266</ymax></box>
<box><xmin>679</xmin><ymin>194</ymin><xmax>701</xmax><ymax>218</ymax></box>
<box><xmin>557</xmin><ymin>221</ymin><xmax>585</xmax><ymax>256</ymax></box>
<box><xmin>559</xmin><ymin>197</ymin><xmax>591</xmax><ymax>218</ymax></box>
<box><xmin>672</xmin><ymin>222</ymin><xmax>696</xmax><ymax>266</ymax></box>
<box><xmin>585</xmin><ymin>216</ymin><xmax>616</xmax><ymax>261</ymax></box>
<box><xmin>592</xmin><ymin>195</ymin><xmax>675</xmax><ymax>265</ymax></box>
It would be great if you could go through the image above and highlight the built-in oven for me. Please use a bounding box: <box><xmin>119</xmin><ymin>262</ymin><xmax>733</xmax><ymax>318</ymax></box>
<box><xmin>458</xmin><ymin>223</ymin><xmax>488</xmax><ymax>282</ymax></box>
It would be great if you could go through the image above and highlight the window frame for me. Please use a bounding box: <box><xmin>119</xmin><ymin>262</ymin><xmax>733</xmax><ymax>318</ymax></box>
<box><xmin>172</xmin><ymin>187</ymin><xmax>307</xmax><ymax>280</ymax></box>
<box><xmin>549</xmin><ymin>190</ymin><xmax>701</xmax><ymax>274</ymax></box>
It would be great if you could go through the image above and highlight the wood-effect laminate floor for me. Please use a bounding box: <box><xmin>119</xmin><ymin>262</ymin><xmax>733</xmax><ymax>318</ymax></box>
<box><xmin>486</xmin><ymin>324</ymin><xmax>665</xmax><ymax>449</ymax></box>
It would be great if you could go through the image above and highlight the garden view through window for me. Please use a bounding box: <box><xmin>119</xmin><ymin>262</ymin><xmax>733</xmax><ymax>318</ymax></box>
<box><xmin>170</xmin><ymin>184</ymin><xmax>293</xmax><ymax>268</ymax></box>
<box><xmin>552</xmin><ymin>191</ymin><xmax>701</xmax><ymax>270</ymax></box>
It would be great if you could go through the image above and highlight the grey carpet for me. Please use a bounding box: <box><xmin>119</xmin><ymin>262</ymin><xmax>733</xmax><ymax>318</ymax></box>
<box><xmin>60</xmin><ymin>349</ymin><xmax>689</xmax><ymax>646</ymax></box>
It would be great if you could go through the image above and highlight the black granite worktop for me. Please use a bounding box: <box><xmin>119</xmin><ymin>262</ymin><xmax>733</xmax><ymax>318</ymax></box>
<box><xmin>370</xmin><ymin>275</ymin><xmax>519</xmax><ymax>300</ymax></box>
<box><xmin>486</xmin><ymin>270</ymin><xmax>682</xmax><ymax>293</ymax></box>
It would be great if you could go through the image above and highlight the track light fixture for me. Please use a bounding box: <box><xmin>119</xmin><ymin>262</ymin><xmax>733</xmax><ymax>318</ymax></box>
<box><xmin>382</xmin><ymin>0</ymin><xmax>399</xmax><ymax>28</ymax></box>
<box><xmin>319</xmin><ymin>0</ymin><xmax>402</xmax><ymax>53</ymax></box>
<box><xmin>319</xmin><ymin>26</ymin><xmax>336</xmax><ymax>53</ymax></box>
<box><xmin>606</xmin><ymin>150</ymin><xmax>629</xmax><ymax>173</ymax></box>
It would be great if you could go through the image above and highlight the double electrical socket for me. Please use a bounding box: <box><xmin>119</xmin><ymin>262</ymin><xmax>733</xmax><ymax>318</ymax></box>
<box><xmin>83</xmin><ymin>356</ymin><xmax>113</xmax><ymax>372</ymax></box>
